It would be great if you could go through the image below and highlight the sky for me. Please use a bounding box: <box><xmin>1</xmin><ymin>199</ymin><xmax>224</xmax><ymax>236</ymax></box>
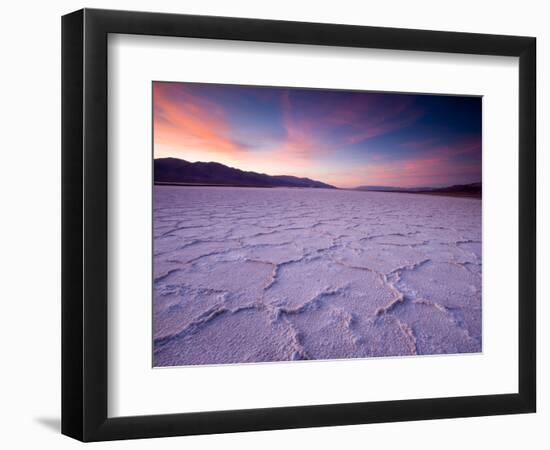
<box><xmin>153</xmin><ymin>81</ymin><xmax>481</xmax><ymax>189</ymax></box>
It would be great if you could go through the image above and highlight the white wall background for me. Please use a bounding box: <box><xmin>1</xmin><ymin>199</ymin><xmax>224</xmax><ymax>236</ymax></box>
<box><xmin>0</xmin><ymin>0</ymin><xmax>546</xmax><ymax>448</ymax></box>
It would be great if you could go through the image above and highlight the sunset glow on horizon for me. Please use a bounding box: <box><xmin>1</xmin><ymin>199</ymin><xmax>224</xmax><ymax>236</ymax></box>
<box><xmin>153</xmin><ymin>82</ymin><xmax>481</xmax><ymax>189</ymax></box>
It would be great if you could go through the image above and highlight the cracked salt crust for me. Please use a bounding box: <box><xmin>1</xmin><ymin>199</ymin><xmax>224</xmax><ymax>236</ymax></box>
<box><xmin>153</xmin><ymin>186</ymin><xmax>482</xmax><ymax>367</ymax></box>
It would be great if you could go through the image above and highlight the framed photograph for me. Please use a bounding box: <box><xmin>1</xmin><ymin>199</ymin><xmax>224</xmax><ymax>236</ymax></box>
<box><xmin>61</xmin><ymin>8</ymin><xmax>536</xmax><ymax>441</ymax></box>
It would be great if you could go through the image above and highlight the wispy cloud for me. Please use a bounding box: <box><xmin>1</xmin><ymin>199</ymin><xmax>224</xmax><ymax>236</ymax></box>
<box><xmin>268</xmin><ymin>90</ymin><xmax>423</xmax><ymax>165</ymax></box>
<box><xmin>154</xmin><ymin>83</ymin><xmax>247</xmax><ymax>159</ymax></box>
<box><xmin>360</xmin><ymin>135</ymin><xmax>482</xmax><ymax>187</ymax></box>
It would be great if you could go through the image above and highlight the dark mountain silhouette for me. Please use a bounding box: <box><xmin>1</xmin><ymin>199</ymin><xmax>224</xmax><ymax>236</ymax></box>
<box><xmin>355</xmin><ymin>182</ymin><xmax>481</xmax><ymax>197</ymax></box>
<box><xmin>154</xmin><ymin>158</ymin><xmax>336</xmax><ymax>189</ymax></box>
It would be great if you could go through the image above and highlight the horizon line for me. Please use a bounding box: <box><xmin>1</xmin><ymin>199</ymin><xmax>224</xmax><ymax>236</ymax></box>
<box><xmin>154</xmin><ymin>156</ymin><xmax>481</xmax><ymax>190</ymax></box>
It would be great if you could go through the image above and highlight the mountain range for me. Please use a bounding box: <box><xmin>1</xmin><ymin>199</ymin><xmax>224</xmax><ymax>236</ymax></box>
<box><xmin>154</xmin><ymin>158</ymin><xmax>336</xmax><ymax>189</ymax></box>
<box><xmin>355</xmin><ymin>182</ymin><xmax>481</xmax><ymax>197</ymax></box>
<box><xmin>154</xmin><ymin>157</ymin><xmax>480</xmax><ymax>196</ymax></box>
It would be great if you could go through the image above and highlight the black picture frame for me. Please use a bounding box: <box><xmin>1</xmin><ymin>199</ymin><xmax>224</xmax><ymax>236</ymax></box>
<box><xmin>62</xmin><ymin>8</ymin><xmax>536</xmax><ymax>442</ymax></box>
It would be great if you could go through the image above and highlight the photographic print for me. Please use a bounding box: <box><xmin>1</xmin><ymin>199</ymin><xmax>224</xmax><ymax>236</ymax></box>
<box><xmin>152</xmin><ymin>81</ymin><xmax>482</xmax><ymax>367</ymax></box>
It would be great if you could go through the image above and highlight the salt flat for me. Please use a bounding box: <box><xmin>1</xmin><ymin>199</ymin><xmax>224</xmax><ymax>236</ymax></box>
<box><xmin>153</xmin><ymin>186</ymin><xmax>481</xmax><ymax>366</ymax></box>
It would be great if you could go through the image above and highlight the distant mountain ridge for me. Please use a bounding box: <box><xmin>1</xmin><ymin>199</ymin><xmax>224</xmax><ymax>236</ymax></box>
<box><xmin>154</xmin><ymin>158</ymin><xmax>336</xmax><ymax>189</ymax></box>
<box><xmin>355</xmin><ymin>182</ymin><xmax>482</xmax><ymax>197</ymax></box>
<box><xmin>355</xmin><ymin>185</ymin><xmax>432</xmax><ymax>192</ymax></box>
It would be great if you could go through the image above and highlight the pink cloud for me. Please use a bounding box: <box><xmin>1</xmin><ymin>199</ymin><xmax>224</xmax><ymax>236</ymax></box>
<box><xmin>153</xmin><ymin>83</ymin><xmax>246</xmax><ymax>159</ymax></box>
<box><xmin>363</xmin><ymin>136</ymin><xmax>481</xmax><ymax>187</ymax></box>
<box><xmin>268</xmin><ymin>91</ymin><xmax>423</xmax><ymax>167</ymax></box>
<box><xmin>327</xmin><ymin>94</ymin><xmax>423</xmax><ymax>145</ymax></box>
